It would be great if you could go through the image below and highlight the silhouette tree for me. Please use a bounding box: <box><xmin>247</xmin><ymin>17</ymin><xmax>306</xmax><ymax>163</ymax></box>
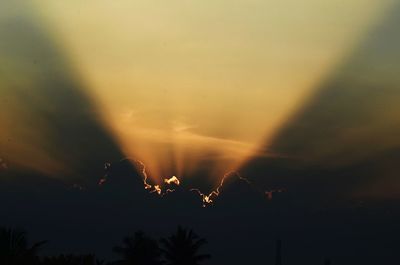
<box><xmin>113</xmin><ymin>231</ymin><xmax>162</xmax><ymax>265</ymax></box>
<box><xmin>160</xmin><ymin>226</ymin><xmax>210</xmax><ymax>265</ymax></box>
<box><xmin>0</xmin><ymin>226</ymin><xmax>46</xmax><ymax>265</ymax></box>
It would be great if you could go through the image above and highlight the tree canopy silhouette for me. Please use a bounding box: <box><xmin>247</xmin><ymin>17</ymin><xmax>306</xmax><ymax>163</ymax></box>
<box><xmin>160</xmin><ymin>226</ymin><xmax>210</xmax><ymax>265</ymax></box>
<box><xmin>113</xmin><ymin>231</ymin><xmax>162</xmax><ymax>265</ymax></box>
<box><xmin>0</xmin><ymin>226</ymin><xmax>46</xmax><ymax>265</ymax></box>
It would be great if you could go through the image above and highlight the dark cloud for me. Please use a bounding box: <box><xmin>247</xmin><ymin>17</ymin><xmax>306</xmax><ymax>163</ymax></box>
<box><xmin>1</xmin><ymin>163</ymin><xmax>399</xmax><ymax>265</ymax></box>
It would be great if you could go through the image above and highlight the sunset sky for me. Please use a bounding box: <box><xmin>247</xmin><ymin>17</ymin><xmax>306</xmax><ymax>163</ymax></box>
<box><xmin>1</xmin><ymin>1</ymin><xmax>399</xmax><ymax>264</ymax></box>
<box><xmin>1</xmin><ymin>0</ymin><xmax>396</xmax><ymax>183</ymax></box>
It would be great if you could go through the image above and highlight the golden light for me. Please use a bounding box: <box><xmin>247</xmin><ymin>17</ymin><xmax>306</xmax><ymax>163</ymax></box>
<box><xmin>1</xmin><ymin>0</ymin><xmax>393</xmax><ymax>186</ymax></box>
<box><xmin>164</xmin><ymin>176</ymin><xmax>180</xmax><ymax>186</ymax></box>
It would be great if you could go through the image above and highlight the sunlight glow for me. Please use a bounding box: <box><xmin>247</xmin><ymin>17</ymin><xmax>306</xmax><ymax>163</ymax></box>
<box><xmin>1</xmin><ymin>0</ymin><xmax>392</xmax><ymax>184</ymax></box>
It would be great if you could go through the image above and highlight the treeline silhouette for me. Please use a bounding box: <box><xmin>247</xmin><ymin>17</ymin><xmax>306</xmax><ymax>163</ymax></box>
<box><xmin>0</xmin><ymin>226</ymin><xmax>210</xmax><ymax>265</ymax></box>
<box><xmin>1</xmin><ymin>226</ymin><xmax>334</xmax><ymax>265</ymax></box>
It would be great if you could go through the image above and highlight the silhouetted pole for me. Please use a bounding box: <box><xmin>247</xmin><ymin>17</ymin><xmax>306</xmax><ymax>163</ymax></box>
<box><xmin>324</xmin><ymin>258</ymin><xmax>331</xmax><ymax>265</ymax></box>
<box><xmin>275</xmin><ymin>239</ymin><xmax>282</xmax><ymax>265</ymax></box>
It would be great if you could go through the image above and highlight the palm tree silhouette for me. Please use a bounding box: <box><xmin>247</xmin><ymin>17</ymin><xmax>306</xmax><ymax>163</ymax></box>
<box><xmin>0</xmin><ymin>227</ymin><xmax>46</xmax><ymax>265</ymax></box>
<box><xmin>160</xmin><ymin>226</ymin><xmax>211</xmax><ymax>265</ymax></box>
<box><xmin>113</xmin><ymin>231</ymin><xmax>162</xmax><ymax>265</ymax></box>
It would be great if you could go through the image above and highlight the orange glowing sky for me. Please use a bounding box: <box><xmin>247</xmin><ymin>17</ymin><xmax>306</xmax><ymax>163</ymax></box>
<box><xmin>0</xmin><ymin>0</ymin><xmax>394</xmax><ymax>183</ymax></box>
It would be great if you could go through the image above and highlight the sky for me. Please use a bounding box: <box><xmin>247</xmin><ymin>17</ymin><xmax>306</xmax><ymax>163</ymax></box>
<box><xmin>1</xmin><ymin>1</ymin><xmax>400</xmax><ymax>264</ymax></box>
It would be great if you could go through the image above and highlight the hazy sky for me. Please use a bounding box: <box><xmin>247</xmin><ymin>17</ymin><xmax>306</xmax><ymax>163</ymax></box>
<box><xmin>21</xmin><ymin>0</ymin><xmax>391</xmax><ymax>183</ymax></box>
<box><xmin>0</xmin><ymin>0</ymin><xmax>398</xmax><ymax>185</ymax></box>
